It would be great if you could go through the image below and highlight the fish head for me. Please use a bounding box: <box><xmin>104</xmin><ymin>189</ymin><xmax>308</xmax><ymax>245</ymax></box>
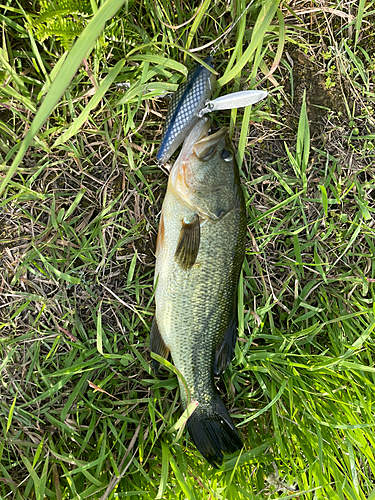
<box><xmin>170</xmin><ymin>118</ymin><xmax>240</xmax><ymax>220</ymax></box>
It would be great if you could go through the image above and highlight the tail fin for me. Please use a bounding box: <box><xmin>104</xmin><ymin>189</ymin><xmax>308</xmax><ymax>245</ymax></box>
<box><xmin>186</xmin><ymin>393</ymin><xmax>242</xmax><ymax>468</ymax></box>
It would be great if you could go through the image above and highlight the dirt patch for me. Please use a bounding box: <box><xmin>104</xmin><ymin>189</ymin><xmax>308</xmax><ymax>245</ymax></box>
<box><xmin>284</xmin><ymin>49</ymin><xmax>351</xmax><ymax>137</ymax></box>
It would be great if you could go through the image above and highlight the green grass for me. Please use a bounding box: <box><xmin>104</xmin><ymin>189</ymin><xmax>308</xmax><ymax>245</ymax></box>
<box><xmin>1</xmin><ymin>0</ymin><xmax>375</xmax><ymax>498</ymax></box>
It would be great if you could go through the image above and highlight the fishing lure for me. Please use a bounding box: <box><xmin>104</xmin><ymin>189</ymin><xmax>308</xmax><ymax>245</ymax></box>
<box><xmin>156</xmin><ymin>56</ymin><xmax>216</xmax><ymax>165</ymax></box>
<box><xmin>156</xmin><ymin>0</ymin><xmax>267</xmax><ymax>165</ymax></box>
<box><xmin>198</xmin><ymin>90</ymin><xmax>268</xmax><ymax>116</ymax></box>
<box><xmin>156</xmin><ymin>58</ymin><xmax>268</xmax><ymax>164</ymax></box>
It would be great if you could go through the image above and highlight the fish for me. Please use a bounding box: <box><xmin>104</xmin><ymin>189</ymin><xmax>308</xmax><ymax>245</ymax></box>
<box><xmin>156</xmin><ymin>56</ymin><xmax>216</xmax><ymax>165</ymax></box>
<box><xmin>151</xmin><ymin>117</ymin><xmax>246</xmax><ymax>467</ymax></box>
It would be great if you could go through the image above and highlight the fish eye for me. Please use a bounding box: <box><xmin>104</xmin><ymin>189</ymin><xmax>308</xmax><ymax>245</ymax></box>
<box><xmin>221</xmin><ymin>149</ymin><xmax>233</xmax><ymax>161</ymax></box>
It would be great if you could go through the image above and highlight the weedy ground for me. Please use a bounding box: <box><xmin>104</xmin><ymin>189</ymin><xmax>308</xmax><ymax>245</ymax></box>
<box><xmin>1</xmin><ymin>0</ymin><xmax>375</xmax><ymax>499</ymax></box>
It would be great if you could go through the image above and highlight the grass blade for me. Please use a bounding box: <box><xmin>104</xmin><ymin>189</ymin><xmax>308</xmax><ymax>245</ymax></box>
<box><xmin>218</xmin><ymin>0</ymin><xmax>280</xmax><ymax>86</ymax></box>
<box><xmin>156</xmin><ymin>442</ymin><xmax>170</xmax><ymax>499</ymax></box>
<box><xmin>53</xmin><ymin>60</ymin><xmax>125</xmax><ymax>147</ymax></box>
<box><xmin>0</xmin><ymin>0</ymin><xmax>126</xmax><ymax>195</ymax></box>
<box><xmin>6</xmin><ymin>392</ymin><xmax>17</xmax><ymax>434</ymax></box>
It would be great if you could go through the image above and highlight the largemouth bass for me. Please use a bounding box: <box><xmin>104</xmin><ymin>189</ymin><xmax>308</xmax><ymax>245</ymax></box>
<box><xmin>151</xmin><ymin>117</ymin><xmax>246</xmax><ymax>467</ymax></box>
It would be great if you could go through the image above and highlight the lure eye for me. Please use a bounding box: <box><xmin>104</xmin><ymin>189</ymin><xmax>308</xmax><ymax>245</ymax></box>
<box><xmin>221</xmin><ymin>149</ymin><xmax>233</xmax><ymax>161</ymax></box>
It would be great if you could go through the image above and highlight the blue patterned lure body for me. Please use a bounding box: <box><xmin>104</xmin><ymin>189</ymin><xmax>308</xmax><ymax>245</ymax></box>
<box><xmin>156</xmin><ymin>56</ymin><xmax>215</xmax><ymax>165</ymax></box>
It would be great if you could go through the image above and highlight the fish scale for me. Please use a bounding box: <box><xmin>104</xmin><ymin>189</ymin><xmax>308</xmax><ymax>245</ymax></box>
<box><xmin>156</xmin><ymin>56</ymin><xmax>215</xmax><ymax>164</ymax></box>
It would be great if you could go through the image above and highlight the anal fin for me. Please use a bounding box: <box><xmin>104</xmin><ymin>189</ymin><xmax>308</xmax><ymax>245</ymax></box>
<box><xmin>174</xmin><ymin>213</ymin><xmax>200</xmax><ymax>270</ymax></box>
<box><xmin>214</xmin><ymin>304</ymin><xmax>238</xmax><ymax>376</ymax></box>
<box><xmin>150</xmin><ymin>317</ymin><xmax>169</xmax><ymax>374</ymax></box>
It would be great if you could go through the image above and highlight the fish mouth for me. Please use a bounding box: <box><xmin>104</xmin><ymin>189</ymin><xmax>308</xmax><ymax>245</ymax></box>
<box><xmin>175</xmin><ymin>119</ymin><xmax>227</xmax><ymax>165</ymax></box>
<box><xmin>176</xmin><ymin>117</ymin><xmax>211</xmax><ymax>164</ymax></box>
<box><xmin>192</xmin><ymin>127</ymin><xmax>227</xmax><ymax>159</ymax></box>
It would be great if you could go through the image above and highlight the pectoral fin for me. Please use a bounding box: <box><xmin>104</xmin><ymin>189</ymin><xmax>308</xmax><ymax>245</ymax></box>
<box><xmin>214</xmin><ymin>304</ymin><xmax>238</xmax><ymax>376</ymax></box>
<box><xmin>150</xmin><ymin>317</ymin><xmax>169</xmax><ymax>374</ymax></box>
<box><xmin>174</xmin><ymin>214</ymin><xmax>200</xmax><ymax>270</ymax></box>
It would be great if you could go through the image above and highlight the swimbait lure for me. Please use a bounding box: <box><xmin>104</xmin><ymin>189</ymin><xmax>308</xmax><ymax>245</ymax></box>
<box><xmin>156</xmin><ymin>56</ymin><xmax>216</xmax><ymax>165</ymax></box>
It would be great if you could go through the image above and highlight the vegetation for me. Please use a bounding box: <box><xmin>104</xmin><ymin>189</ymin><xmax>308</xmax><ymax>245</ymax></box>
<box><xmin>1</xmin><ymin>0</ymin><xmax>375</xmax><ymax>498</ymax></box>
